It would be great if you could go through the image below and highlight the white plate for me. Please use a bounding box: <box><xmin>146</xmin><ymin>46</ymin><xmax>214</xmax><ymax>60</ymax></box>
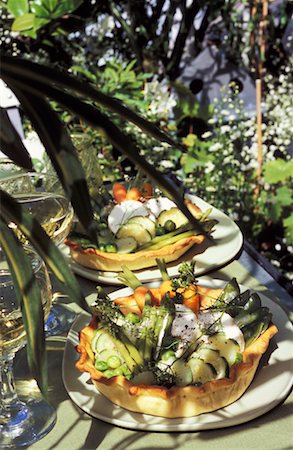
<box><xmin>62</xmin><ymin>281</ymin><xmax>293</xmax><ymax>432</ymax></box>
<box><xmin>64</xmin><ymin>194</ymin><xmax>243</xmax><ymax>285</ymax></box>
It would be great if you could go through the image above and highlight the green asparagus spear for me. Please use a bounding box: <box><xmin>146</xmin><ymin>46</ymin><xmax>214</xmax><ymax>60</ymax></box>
<box><xmin>243</xmin><ymin>293</ymin><xmax>262</xmax><ymax>313</ymax></box>
<box><xmin>117</xmin><ymin>265</ymin><xmax>142</xmax><ymax>289</ymax></box>
<box><xmin>155</xmin><ymin>258</ymin><xmax>170</xmax><ymax>281</ymax></box>
<box><xmin>224</xmin><ymin>290</ymin><xmax>251</xmax><ymax>317</ymax></box>
<box><xmin>143</xmin><ymin>307</ymin><xmax>158</xmax><ymax>361</ymax></box>
<box><xmin>91</xmin><ymin>287</ymin><xmax>139</xmax><ymax>344</ymax></box>
<box><xmin>214</xmin><ymin>278</ymin><xmax>241</xmax><ymax>309</ymax></box>
<box><xmin>234</xmin><ymin>306</ymin><xmax>270</xmax><ymax>329</ymax></box>
<box><xmin>154</xmin><ymin>293</ymin><xmax>175</xmax><ymax>359</ymax></box>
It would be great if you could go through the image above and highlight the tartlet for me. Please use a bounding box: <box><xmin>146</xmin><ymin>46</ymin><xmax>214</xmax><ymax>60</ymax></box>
<box><xmin>66</xmin><ymin>199</ymin><xmax>210</xmax><ymax>272</ymax></box>
<box><xmin>76</xmin><ymin>284</ymin><xmax>278</xmax><ymax>418</ymax></box>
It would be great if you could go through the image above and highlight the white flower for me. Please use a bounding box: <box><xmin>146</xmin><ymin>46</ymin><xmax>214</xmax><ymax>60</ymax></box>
<box><xmin>220</xmin><ymin>125</ymin><xmax>231</xmax><ymax>133</ymax></box>
<box><xmin>201</xmin><ymin>131</ymin><xmax>212</xmax><ymax>139</ymax></box>
<box><xmin>209</xmin><ymin>143</ymin><xmax>222</xmax><ymax>152</ymax></box>
<box><xmin>160</xmin><ymin>160</ymin><xmax>174</xmax><ymax>169</ymax></box>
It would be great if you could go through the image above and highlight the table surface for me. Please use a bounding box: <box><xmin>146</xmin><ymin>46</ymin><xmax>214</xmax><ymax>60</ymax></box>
<box><xmin>15</xmin><ymin>250</ymin><xmax>293</xmax><ymax>450</ymax></box>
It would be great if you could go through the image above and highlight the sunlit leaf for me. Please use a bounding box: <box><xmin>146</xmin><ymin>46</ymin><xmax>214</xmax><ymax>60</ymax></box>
<box><xmin>12</xmin><ymin>13</ymin><xmax>34</xmax><ymax>31</ymax></box>
<box><xmin>7</xmin><ymin>0</ymin><xmax>28</xmax><ymax>17</ymax></box>
<box><xmin>264</xmin><ymin>159</ymin><xmax>293</xmax><ymax>184</ymax></box>
<box><xmin>283</xmin><ymin>214</ymin><xmax>293</xmax><ymax>243</ymax></box>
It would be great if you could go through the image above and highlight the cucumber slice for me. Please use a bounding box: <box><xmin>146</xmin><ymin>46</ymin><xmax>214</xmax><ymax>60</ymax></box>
<box><xmin>172</xmin><ymin>359</ymin><xmax>193</xmax><ymax>386</ymax></box>
<box><xmin>98</xmin><ymin>349</ymin><xmax>120</xmax><ymax>361</ymax></box>
<box><xmin>157</xmin><ymin>207</ymin><xmax>188</xmax><ymax>229</ymax></box>
<box><xmin>116</xmin><ymin>236</ymin><xmax>138</xmax><ymax>254</ymax></box>
<box><xmin>127</xmin><ymin>216</ymin><xmax>156</xmax><ymax>238</ymax></box>
<box><xmin>91</xmin><ymin>328</ymin><xmax>105</xmax><ymax>353</ymax></box>
<box><xmin>117</xmin><ymin>222</ymin><xmax>152</xmax><ymax>245</ymax></box>
<box><xmin>187</xmin><ymin>358</ymin><xmax>216</xmax><ymax>384</ymax></box>
<box><xmin>94</xmin><ymin>330</ymin><xmax>117</xmax><ymax>354</ymax></box>
<box><xmin>195</xmin><ymin>346</ymin><xmax>229</xmax><ymax>379</ymax></box>
<box><xmin>206</xmin><ymin>333</ymin><xmax>241</xmax><ymax>367</ymax></box>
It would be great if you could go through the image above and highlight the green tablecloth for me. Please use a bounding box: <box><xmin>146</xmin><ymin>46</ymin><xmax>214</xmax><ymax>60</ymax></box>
<box><xmin>16</xmin><ymin>260</ymin><xmax>292</xmax><ymax>450</ymax></box>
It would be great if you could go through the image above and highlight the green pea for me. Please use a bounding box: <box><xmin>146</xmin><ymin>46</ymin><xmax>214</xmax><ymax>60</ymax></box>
<box><xmin>126</xmin><ymin>312</ymin><xmax>140</xmax><ymax>324</ymax></box>
<box><xmin>107</xmin><ymin>355</ymin><xmax>122</xmax><ymax>369</ymax></box>
<box><xmin>161</xmin><ymin>350</ymin><xmax>176</xmax><ymax>361</ymax></box>
<box><xmin>164</xmin><ymin>220</ymin><xmax>176</xmax><ymax>232</ymax></box>
<box><xmin>105</xmin><ymin>244</ymin><xmax>118</xmax><ymax>253</ymax></box>
<box><xmin>95</xmin><ymin>360</ymin><xmax>108</xmax><ymax>371</ymax></box>
<box><xmin>103</xmin><ymin>369</ymin><xmax>115</xmax><ymax>378</ymax></box>
<box><xmin>113</xmin><ymin>367</ymin><xmax>124</xmax><ymax>376</ymax></box>
<box><xmin>155</xmin><ymin>225</ymin><xmax>165</xmax><ymax>236</ymax></box>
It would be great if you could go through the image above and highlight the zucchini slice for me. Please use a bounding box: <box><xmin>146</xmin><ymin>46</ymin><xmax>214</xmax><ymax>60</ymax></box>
<box><xmin>117</xmin><ymin>222</ymin><xmax>152</xmax><ymax>245</ymax></box>
<box><xmin>187</xmin><ymin>357</ymin><xmax>216</xmax><ymax>384</ymax></box>
<box><xmin>91</xmin><ymin>328</ymin><xmax>105</xmax><ymax>353</ymax></box>
<box><xmin>94</xmin><ymin>330</ymin><xmax>117</xmax><ymax>354</ymax></box>
<box><xmin>157</xmin><ymin>207</ymin><xmax>188</xmax><ymax>229</ymax></box>
<box><xmin>116</xmin><ymin>236</ymin><xmax>138</xmax><ymax>254</ymax></box>
<box><xmin>127</xmin><ymin>216</ymin><xmax>156</xmax><ymax>238</ymax></box>
<box><xmin>194</xmin><ymin>346</ymin><xmax>229</xmax><ymax>379</ymax></box>
<box><xmin>206</xmin><ymin>333</ymin><xmax>242</xmax><ymax>367</ymax></box>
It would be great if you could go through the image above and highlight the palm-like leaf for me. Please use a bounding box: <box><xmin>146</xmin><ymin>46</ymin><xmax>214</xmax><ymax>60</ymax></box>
<box><xmin>0</xmin><ymin>54</ymin><xmax>208</xmax><ymax>394</ymax></box>
<box><xmin>2</xmin><ymin>59</ymin><xmax>206</xmax><ymax>234</ymax></box>
<box><xmin>0</xmin><ymin>108</ymin><xmax>33</xmax><ymax>170</ymax></box>
<box><xmin>1</xmin><ymin>55</ymin><xmax>186</xmax><ymax>150</ymax></box>
<box><xmin>3</xmin><ymin>82</ymin><xmax>95</xmax><ymax>237</ymax></box>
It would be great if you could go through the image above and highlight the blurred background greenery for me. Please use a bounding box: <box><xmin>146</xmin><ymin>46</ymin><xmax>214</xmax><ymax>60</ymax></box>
<box><xmin>1</xmin><ymin>0</ymin><xmax>292</xmax><ymax>284</ymax></box>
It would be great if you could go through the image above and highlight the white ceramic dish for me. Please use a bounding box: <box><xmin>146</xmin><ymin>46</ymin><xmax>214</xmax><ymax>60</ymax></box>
<box><xmin>62</xmin><ymin>281</ymin><xmax>293</xmax><ymax>432</ymax></box>
<box><xmin>63</xmin><ymin>194</ymin><xmax>243</xmax><ymax>285</ymax></box>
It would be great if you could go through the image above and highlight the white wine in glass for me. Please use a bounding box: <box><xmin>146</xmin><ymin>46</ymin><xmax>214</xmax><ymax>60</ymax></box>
<box><xmin>0</xmin><ymin>247</ymin><xmax>56</xmax><ymax>448</ymax></box>
<box><xmin>11</xmin><ymin>192</ymin><xmax>74</xmax><ymax>246</ymax></box>
<box><xmin>0</xmin><ymin>170</ymin><xmax>76</xmax><ymax>335</ymax></box>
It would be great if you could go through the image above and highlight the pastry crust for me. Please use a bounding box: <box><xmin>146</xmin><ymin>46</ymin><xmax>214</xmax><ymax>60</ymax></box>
<box><xmin>66</xmin><ymin>200</ymin><xmax>207</xmax><ymax>272</ymax></box>
<box><xmin>76</xmin><ymin>287</ymin><xmax>278</xmax><ymax>418</ymax></box>
<box><xmin>67</xmin><ymin>233</ymin><xmax>205</xmax><ymax>272</ymax></box>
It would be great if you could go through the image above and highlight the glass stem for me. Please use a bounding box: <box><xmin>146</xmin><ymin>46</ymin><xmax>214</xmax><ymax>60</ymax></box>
<box><xmin>0</xmin><ymin>355</ymin><xmax>29</xmax><ymax>425</ymax></box>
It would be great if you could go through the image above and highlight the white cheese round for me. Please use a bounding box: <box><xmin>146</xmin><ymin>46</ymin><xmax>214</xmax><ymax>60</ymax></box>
<box><xmin>145</xmin><ymin>197</ymin><xmax>176</xmax><ymax>222</ymax></box>
<box><xmin>107</xmin><ymin>200</ymin><xmax>148</xmax><ymax>234</ymax></box>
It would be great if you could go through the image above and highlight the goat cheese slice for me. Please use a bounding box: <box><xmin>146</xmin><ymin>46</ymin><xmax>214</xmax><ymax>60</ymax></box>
<box><xmin>198</xmin><ymin>311</ymin><xmax>245</xmax><ymax>352</ymax></box>
<box><xmin>145</xmin><ymin>197</ymin><xmax>176</xmax><ymax>222</ymax></box>
<box><xmin>108</xmin><ymin>200</ymin><xmax>148</xmax><ymax>234</ymax></box>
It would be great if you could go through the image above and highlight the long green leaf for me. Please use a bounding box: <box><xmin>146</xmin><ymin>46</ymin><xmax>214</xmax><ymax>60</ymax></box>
<box><xmin>0</xmin><ymin>218</ymin><xmax>47</xmax><ymax>396</ymax></box>
<box><xmin>0</xmin><ymin>189</ymin><xmax>89</xmax><ymax>312</ymax></box>
<box><xmin>0</xmin><ymin>108</ymin><xmax>33</xmax><ymax>170</ymax></box>
<box><xmin>2</xmin><ymin>74</ymin><xmax>207</xmax><ymax>235</ymax></box>
<box><xmin>2</xmin><ymin>79</ymin><xmax>95</xmax><ymax>237</ymax></box>
<box><xmin>1</xmin><ymin>55</ymin><xmax>186</xmax><ymax>151</ymax></box>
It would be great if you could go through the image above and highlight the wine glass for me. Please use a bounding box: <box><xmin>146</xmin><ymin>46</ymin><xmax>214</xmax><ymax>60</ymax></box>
<box><xmin>0</xmin><ymin>170</ymin><xmax>76</xmax><ymax>335</ymax></box>
<box><xmin>0</xmin><ymin>246</ymin><xmax>56</xmax><ymax>448</ymax></box>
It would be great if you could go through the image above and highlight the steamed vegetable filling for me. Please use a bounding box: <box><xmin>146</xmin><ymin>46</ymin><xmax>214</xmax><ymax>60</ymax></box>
<box><xmin>90</xmin><ymin>262</ymin><xmax>272</xmax><ymax>387</ymax></box>
<box><xmin>67</xmin><ymin>185</ymin><xmax>217</xmax><ymax>254</ymax></box>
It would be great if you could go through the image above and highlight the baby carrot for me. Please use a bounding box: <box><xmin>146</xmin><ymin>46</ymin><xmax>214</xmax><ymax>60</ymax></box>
<box><xmin>126</xmin><ymin>187</ymin><xmax>142</xmax><ymax>201</ymax></box>
<box><xmin>133</xmin><ymin>286</ymin><xmax>152</xmax><ymax>311</ymax></box>
<box><xmin>141</xmin><ymin>182</ymin><xmax>153</xmax><ymax>198</ymax></box>
<box><xmin>113</xmin><ymin>182</ymin><xmax>127</xmax><ymax>203</ymax></box>
<box><xmin>183</xmin><ymin>286</ymin><xmax>200</xmax><ymax>313</ymax></box>
<box><xmin>114</xmin><ymin>295</ymin><xmax>141</xmax><ymax>316</ymax></box>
